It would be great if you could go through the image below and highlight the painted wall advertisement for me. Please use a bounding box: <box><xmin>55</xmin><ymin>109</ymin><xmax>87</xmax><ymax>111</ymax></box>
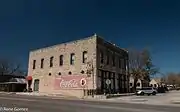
<box><xmin>54</xmin><ymin>75</ymin><xmax>88</xmax><ymax>89</ymax></box>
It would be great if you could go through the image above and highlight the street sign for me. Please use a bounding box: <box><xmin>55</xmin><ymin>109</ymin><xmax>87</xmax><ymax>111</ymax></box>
<box><xmin>106</xmin><ymin>79</ymin><xmax>111</xmax><ymax>85</ymax></box>
<box><xmin>80</xmin><ymin>78</ymin><xmax>87</xmax><ymax>86</ymax></box>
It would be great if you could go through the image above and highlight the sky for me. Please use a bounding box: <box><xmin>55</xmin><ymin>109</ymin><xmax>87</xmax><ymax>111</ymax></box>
<box><xmin>0</xmin><ymin>0</ymin><xmax>180</xmax><ymax>75</ymax></box>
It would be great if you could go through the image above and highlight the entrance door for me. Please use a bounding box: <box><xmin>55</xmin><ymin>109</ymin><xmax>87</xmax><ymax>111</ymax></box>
<box><xmin>34</xmin><ymin>79</ymin><xmax>39</xmax><ymax>91</ymax></box>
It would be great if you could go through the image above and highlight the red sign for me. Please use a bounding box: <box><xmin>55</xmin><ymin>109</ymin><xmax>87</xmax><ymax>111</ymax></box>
<box><xmin>54</xmin><ymin>75</ymin><xmax>87</xmax><ymax>89</ymax></box>
<box><xmin>26</xmin><ymin>76</ymin><xmax>32</xmax><ymax>81</ymax></box>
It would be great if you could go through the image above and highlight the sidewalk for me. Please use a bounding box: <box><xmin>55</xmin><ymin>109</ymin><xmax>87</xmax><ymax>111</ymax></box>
<box><xmin>16</xmin><ymin>92</ymin><xmax>48</xmax><ymax>96</ymax></box>
<box><xmin>15</xmin><ymin>92</ymin><xmax>78</xmax><ymax>99</ymax></box>
<box><xmin>0</xmin><ymin>91</ymin><xmax>16</xmax><ymax>95</ymax></box>
<box><xmin>2</xmin><ymin>91</ymin><xmax>180</xmax><ymax>107</ymax></box>
<box><xmin>85</xmin><ymin>93</ymin><xmax>135</xmax><ymax>100</ymax></box>
<box><xmin>104</xmin><ymin>91</ymin><xmax>180</xmax><ymax>107</ymax></box>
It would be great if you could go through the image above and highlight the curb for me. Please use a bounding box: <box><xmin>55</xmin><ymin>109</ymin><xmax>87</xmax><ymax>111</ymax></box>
<box><xmin>0</xmin><ymin>92</ymin><xmax>16</xmax><ymax>95</ymax></box>
<box><xmin>171</xmin><ymin>101</ymin><xmax>180</xmax><ymax>104</ymax></box>
<box><xmin>15</xmin><ymin>92</ymin><xmax>78</xmax><ymax>100</ymax></box>
<box><xmin>106</xmin><ymin>93</ymin><xmax>135</xmax><ymax>99</ymax></box>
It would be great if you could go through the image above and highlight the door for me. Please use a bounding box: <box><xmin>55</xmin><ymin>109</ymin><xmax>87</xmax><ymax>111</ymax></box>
<box><xmin>34</xmin><ymin>79</ymin><xmax>39</xmax><ymax>91</ymax></box>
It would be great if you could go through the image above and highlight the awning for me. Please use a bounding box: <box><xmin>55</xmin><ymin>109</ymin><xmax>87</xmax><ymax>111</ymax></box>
<box><xmin>0</xmin><ymin>82</ymin><xmax>26</xmax><ymax>84</ymax></box>
<box><xmin>26</xmin><ymin>76</ymin><xmax>32</xmax><ymax>81</ymax></box>
<box><xmin>15</xmin><ymin>78</ymin><xmax>26</xmax><ymax>84</ymax></box>
<box><xmin>8</xmin><ymin>78</ymin><xmax>26</xmax><ymax>84</ymax></box>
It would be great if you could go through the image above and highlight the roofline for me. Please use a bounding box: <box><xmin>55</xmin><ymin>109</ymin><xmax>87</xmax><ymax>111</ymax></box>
<box><xmin>30</xmin><ymin>34</ymin><xmax>97</xmax><ymax>53</ymax></box>
<box><xmin>97</xmin><ymin>35</ymin><xmax>128</xmax><ymax>53</ymax></box>
<box><xmin>29</xmin><ymin>33</ymin><xmax>128</xmax><ymax>54</ymax></box>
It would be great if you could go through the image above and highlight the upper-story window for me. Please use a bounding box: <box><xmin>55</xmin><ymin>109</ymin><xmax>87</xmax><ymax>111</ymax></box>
<box><xmin>100</xmin><ymin>50</ymin><xmax>104</xmax><ymax>64</ymax></box>
<box><xmin>82</xmin><ymin>51</ymin><xmax>88</xmax><ymax>63</ymax></box>
<box><xmin>70</xmin><ymin>53</ymin><xmax>75</xmax><ymax>65</ymax></box>
<box><xmin>118</xmin><ymin>57</ymin><xmax>121</xmax><ymax>68</ymax></box>
<box><xmin>121</xmin><ymin>59</ymin><xmax>125</xmax><ymax>69</ymax></box>
<box><xmin>33</xmin><ymin>60</ymin><xmax>36</xmax><ymax>69</ymax></box>
<box><xmin>124</xmin><ymin>59</ymin><xmax>127</xmax><ymax>70</ymax></box>
<box><xmin>106</xmin><ymin>51</ymin><xmax>109</xmax><ymax>65</ymax></box>
<box><xmin>50</xmin><ymin>56</ymin><xmax>54</xmax><ymax>67</ymax></box>
<box><xmin>40</xmin><ymin>58</ymin><xmax>44</xmax><ymax>68</ymax></box>
<box><xmin>112</xmin><ymin>53</ymin><xmax>115</xmax><ymax>66</ymax></box>
<box><xmin>59</xmin><ymin>55</ymin><xmax>63</xmax><ymax>66</ymax></box>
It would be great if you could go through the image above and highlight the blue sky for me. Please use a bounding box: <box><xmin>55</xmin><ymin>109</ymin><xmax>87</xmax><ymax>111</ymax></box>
<box><xmin>0</xmin><ymin>0</ymin><xmax>180</xmax><ymax>74</ymax></box>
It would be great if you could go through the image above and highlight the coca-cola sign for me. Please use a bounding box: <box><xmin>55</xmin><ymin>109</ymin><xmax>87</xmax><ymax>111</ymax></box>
<box><xmin>60</xmin><ymin>79</ymin><xmax>78</xmax><ymax>88</ymax></box>
<box><xmin>54</xmin><ymin>75</ymin><xmax>87</xmax><ymax>89</ymax></box>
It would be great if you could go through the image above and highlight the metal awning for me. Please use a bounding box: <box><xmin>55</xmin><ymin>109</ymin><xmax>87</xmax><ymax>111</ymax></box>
<box><xmin>15</xmin><ymin>78</ymin><xmax>26</xmax><ymax>84</ymax></box>
<box><xmin>7</xmin><ymin>78</ymin><xmax>26</xmax><ymax>84</ymax></box>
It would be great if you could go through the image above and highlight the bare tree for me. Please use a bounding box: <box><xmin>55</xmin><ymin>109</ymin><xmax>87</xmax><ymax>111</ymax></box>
<box><xmin>165</xmin><ymin>72</ymin><xmax>180</xmax><ymax>86</ymax></box>
<box><xmin>129</xmin><ymin>48</ymin><xmax>158</xmax><ymax>91</ymax></box>
<box><xmin>141</xmin><ymin>49</ymin><xmax>159</xmax><ymax>77</ymax></box>
<box><xmin>0</xmin><ymin>58</ymin><xmax>22</xmax><ymax>75</ymax></box>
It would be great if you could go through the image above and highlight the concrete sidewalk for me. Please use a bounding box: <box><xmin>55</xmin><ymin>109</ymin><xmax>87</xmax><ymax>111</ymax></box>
<box><xmin>15</xmin><ymin>92</ymin><xmax>79</xmax><ymax>99</ymax></box>
<box><xmin>0</xmin><ymin>92</ymin><xmax>16</xmax><ymax>95</ymax></box>
<box><xmin>16</xmin><ymin>92</ymin><xmax>48</xmax><ymax>96</ymax></box>
<box><xmin>105</xmin><ymin>91</ymin><xmax>180</xmax><ymax>107</ymax></box>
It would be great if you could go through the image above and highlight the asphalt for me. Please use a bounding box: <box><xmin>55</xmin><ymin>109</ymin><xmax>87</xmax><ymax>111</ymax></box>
<box><xmin>0</xmin><ymin>94</ymin><xmax>180</xmax><ymax>112</ymax></box>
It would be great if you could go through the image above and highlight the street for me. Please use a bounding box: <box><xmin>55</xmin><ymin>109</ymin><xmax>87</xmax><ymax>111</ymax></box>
<box><xmin>0</xmin><ymin>94</ymin><xmax>179</xmax><ymax>112</ymax></box>
<box><xmin>108</xmin><ymin>91</ymin><xmax>180</xmax><ymax>105</ymax></box>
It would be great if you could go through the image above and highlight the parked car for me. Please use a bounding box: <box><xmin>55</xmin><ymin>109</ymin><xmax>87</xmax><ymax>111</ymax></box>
<box><xmin>157</xmin><ymin>86</ymin><xmax>166</xmax><ymax>93</ymax></box>
<box><xmin>136</xmin><ymin>87</ymin><xmax>157</xmax><ymax>96</ymax></box>
<box><xmin>176</xmin><ymin>87</ymin><xmax>180</xmax><ymax>91</ymax></box>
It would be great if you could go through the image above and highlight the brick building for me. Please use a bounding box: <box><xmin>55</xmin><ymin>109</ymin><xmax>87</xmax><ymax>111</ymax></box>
<box><xmin>28</xmin><ymin>34</ymin><xmax>129</xmax><ymax>98</ymax></box>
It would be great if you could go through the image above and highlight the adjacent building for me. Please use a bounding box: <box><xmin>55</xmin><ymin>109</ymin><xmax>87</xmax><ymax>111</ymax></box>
<box><xmin>129</xmin><ymin>74</ymin><xmax>150</xmax><ymax>92</ymax></box>
<box><xmin>28</xmin><ymin>34</ymin><xmax>129</xmax><ymax>98</ymax></box>
<box><xmin>0</xmin><ymin>75</ymin><xmax>26</xmax><ymax>92</ymax></box>
<box><xmin>150</xmin><ymin>78</ymin><xmax>165</xmax><ymax>88</ymax></box>
<box><xmin>129</xmin><ymin>76</ymin><xmax>142</xmax><ymax>89</ymax></box>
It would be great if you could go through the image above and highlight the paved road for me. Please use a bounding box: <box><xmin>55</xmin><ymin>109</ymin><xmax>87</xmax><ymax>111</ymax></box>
<box><xmin>0</xmin><ymin>94</ymin><xmax>179</xmax><ymax>112</ymax></box>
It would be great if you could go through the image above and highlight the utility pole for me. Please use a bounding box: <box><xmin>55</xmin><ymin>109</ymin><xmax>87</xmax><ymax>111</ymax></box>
<box><xmin>86</xmin><ymin>58</ymin><xmax>94</xmax><ymax>97</ymax></box>
<box><xmin>92</xmin><ymin>59</ymin><xmax>94</xmax><ymax>97</ymax></box>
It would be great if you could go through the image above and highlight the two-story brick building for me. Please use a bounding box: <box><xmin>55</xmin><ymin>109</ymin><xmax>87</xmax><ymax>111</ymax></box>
<box><xmin>28</xmin><ymin>34</ymin><xmax>129</xmax><ymax>98</ymax></box>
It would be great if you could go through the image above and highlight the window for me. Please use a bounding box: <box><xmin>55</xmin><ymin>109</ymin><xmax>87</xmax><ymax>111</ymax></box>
<box><xmin>100</xmin><ymin>50</ymin><xmax>104</xmax><ymax>64</ymax></box>
<box><xmin>112</xmin><ymin>53</ymin><xmax>115</xmax><ymax>66</ymax></box>
<box><xmin>58</xmin><ymin>72</ymin><xmax>61</xmax><ymax>75</ymax></box>
<box><xmin>40</xmin><ymin>58</ymin><xmax>44</xmax><ymax>68</ymax></box>
<box><xmin>130</xmin><ymin>83</ymin><xmax>133</xmax><ymax>86</ymax></box>
<box><xmin>49</xmin><ymin>73</ymin><xmax>51</xmax><ymax>76</ymax></box>
<box><xmin>106</xmin><ymin>51</ymin><xmax>109</xmax><ymax>65</ymax></box>
<box><xmin>118</xmin><ymin>57</ymin><xmax>121</xmax><ymax>68</ymax></box>
<box><xmin>50</xmin><ymin>56</ymin><xmax>54</xmax><ymax>67</ymax></box>
<box><xmin>33</xmin><ymin>60</ymin><xmax>36</xmax><ymax>69</ymax></box>
<box><xmin>121</xmin><ymin>59</ymin><xmax>125</xmax><ymax>69</ymax></box>
<box><xmin>69</xmin><ymin>71</ymin><xmax>72</xmax><ymax>75</ymax></box>
<box><xmin>59</xmin><ymin>55</ymin><xmax>63</xmax><ymax>66</ymax></box>
<box><xmin>154</xmin><ymin>84</ymin><xmax>157</xmax><ymax>88</ymax></box>
<box><xmin>123</xmin><ymin>59</ymin><xmax>126</xmax><ymax>69</ymax></box>
<box><xmin>81</xmin><ymin>70</ymin><xmax>85</xmax><ymax>74</ymax></box>
<box><xmin>82</xmin><ymin>51</ymin><xmax>88</xmax><ymax>63</ymax></box>
<box><xmin>137</xmin><ymin>83</ymin><xmax>140</xmax><ymax>87</ymax></box>
<box><xmin>70</xmin><ymin>53</ymin><xmax>75</xmax><ymax>65</ymax></box>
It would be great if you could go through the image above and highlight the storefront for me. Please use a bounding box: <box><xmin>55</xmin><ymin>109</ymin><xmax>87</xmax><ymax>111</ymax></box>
<box><xmin>0</xmin><ymin>77</ymin><xmax>26</xmax><ymax>92</ymax></box>
<box><xmin>97</xmin><ymin>70</ymin><xmax>128</xmax><ymax>94</ymax></box>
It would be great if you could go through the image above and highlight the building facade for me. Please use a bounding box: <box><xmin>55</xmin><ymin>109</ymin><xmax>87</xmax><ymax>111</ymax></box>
<box><xmin>150</xmin><ymin>78</ymin><xmax>164</xmax><ymax>88</ymax></box>
<box><xmin>129</xmin><ymin>75</ymin><xmax>151</xmax><ymax>92</ymax></box>
<box><xmin>28</xmin><ymin>34</ymin><xmax>129</xmax><ymax>98</ymax></box>
<box><xmin>129</xmin><ymin>76</ymin><xmax>143</xmax><ymax>91</ymax></box>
